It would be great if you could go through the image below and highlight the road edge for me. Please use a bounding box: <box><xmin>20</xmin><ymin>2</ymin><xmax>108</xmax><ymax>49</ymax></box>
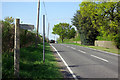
<box><xmin>50</xmin><ymin>44</ymin><xmax>78</xmax><ymax>80</ymax></box>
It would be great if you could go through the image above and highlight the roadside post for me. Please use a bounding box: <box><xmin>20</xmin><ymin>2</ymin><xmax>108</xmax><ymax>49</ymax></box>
<box><xmin>47</xmin><ymin>23</ymin><xmax>49</xmax><ymax>43</ymax></box>
<box><xmin>0</xmin><ymin>21</ymin><xmax>2</xmax><ymax>80</ymax></box>
<box><xmin>43</xmin><ymin>15</ymin><xmax>45</xmax><ymax>63</ymax></box>
<box><xmin>14</xmin><ymin>19</ymin><xmax>20</xmax><ymax>78</ymax></box>
<box><xmin>14</xmin><ymin>18</ymin><xmax>34</xmax><ymax>78</ymax></box>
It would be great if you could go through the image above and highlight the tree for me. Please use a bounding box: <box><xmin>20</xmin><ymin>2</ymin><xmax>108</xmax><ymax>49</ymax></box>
<box><xmin>101</xmin><ymin>2</ymin><xmax>120</xmax><ymax>48</ymax></box>
<box><xmin>4</xmin><ymin>16</ymin><xmax>14</xmax><ymax>24</ymax></box>
<box><xmin>1</xmin><ymin>17</ymin><xmax>41</xmax><ymax>52</ymax></box>
<box><xmin>2</xmin><ymin>17</ymin><xmax>15</xmax><ymax>52</ymax></box>
<box><xmin>72</xmin><ymin>2</ymin><xmax>99</xmax><ymax>45</ymax></box>
<box><xmin>72</xmin><ymin>1</ymin><xmax>120</xmax><ymax>48</ymax></box>
<box><xmin>67</xmin><ymin>28</ymin><xmax>76</xmax><ymax>39</ymax></box>
<box><xmin>52</xmin><ymin>23</ymin><xmax>76</xmax><ymax>43</ymax></box>
<box><xmin>96</xmin><ymin>2</ymin><xmax>120</xmax><ymax>48</ymax></box>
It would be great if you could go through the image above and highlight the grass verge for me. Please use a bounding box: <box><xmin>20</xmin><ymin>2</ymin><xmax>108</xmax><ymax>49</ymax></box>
<box><xmin>2</xmin><ymin>43</ymin><xmax>63</xmax><ymax>79</ymax></box>
<box><xmin>64</xmin><ymin>43</ymin><xmax>119</xmax><ymax>54</ymax></box>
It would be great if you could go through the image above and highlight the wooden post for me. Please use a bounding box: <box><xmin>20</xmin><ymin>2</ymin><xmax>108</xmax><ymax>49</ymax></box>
<box><xmin>0</xmin><ymin>22</ymin><xmax>2</xmax><ymax>79</ymax></box>
<box><xmin>43</xmin><ymin>15</ymin><xmax>45</xmax><ymax>63</ymax></box>
<box><xmin>14</xmin><ymin>19</ymin><xmax>20</xmax><ymax>78</ymax></box>
<box><xmin>47</xmin><ymin>23</ymin><xmax>49</xmax><ymax>43</ymax></box>
<box><xmin>35</xmin><ymin>0</ymin><xmax>40</xmax><ymax>48</ymax></box>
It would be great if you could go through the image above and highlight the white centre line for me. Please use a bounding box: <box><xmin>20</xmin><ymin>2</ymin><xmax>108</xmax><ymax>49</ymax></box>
<box><xmin>50</xmin><ymin>44</ymin><xmax>78</xmax><ymax>80</ymax></box>
<box><xmin>71</xmin><ymin>47</ymin><xmax>76</xmax><ymax>50</ymax></box>
<box><xmin>91</xmin><ymin>55</ymin><xmax>109</xmax><ymax>63</ymax></box>
<box><xmin>66</xmin><ymin>46</ymin><xmax>70</xmax><ymax>47</ymax></box>
<box><xmin>78</xmin><ymin>50</ymin><xmax>86</xmax><ymax>54</ymax></box>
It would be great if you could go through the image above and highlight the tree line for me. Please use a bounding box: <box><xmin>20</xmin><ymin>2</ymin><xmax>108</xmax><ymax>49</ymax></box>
<box><xmin>72</xmin><ymin>2</ymin><xmax>120</xmax><ymax>48</ymax></box>
<box><xmin>52</xmin><ymin>2</ymin><xmax>120</xmax><ymax>49</ymax></box>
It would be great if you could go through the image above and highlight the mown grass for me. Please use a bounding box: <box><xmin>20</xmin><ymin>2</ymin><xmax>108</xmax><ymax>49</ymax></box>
<box><xmin>65</xmin><ymin>43</ymin><xmax>119</xmax><ymax>54</ymax></box>
<box><xmin>2</xmin><ymin>43</ymin><xmax>63</xmax><ymax>79</ymax></box>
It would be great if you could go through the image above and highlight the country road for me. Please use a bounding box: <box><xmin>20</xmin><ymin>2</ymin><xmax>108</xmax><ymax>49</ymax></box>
<box><xmin>50</xmin><ymin>43</ymin><xmax>118</xmax><ymax>79</ymax></box>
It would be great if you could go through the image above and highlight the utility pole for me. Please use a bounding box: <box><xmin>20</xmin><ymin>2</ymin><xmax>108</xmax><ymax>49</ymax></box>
<box><xmin>43</xmin><ymin>15</ymin><xmax>45</xmax><ymax>63</ymax></box>
<box><xmin>47</xmin><ymin>23</ymin><xmax>49</xmax><ymax>43</ymax></box>
<box><xmin>35</xmin><ymin>0</ymin><xmax>40</xmax><ymax>48</ymax></box>
<box><xmin>0</xmin><ymin>20</ymin><xmax>2</xmax><ymax>79</ymax></box>
<box><xmin>54</xmin><ymin>36</ymin><xmax>55</xmax><ymax>41</ymax></box>
<box><xmin>14</xmin><ymin>19</ymin><xmax>20</xmax><ymax>78</ymax></box>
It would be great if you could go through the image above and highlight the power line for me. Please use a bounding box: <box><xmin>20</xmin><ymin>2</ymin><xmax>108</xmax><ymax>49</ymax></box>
<box><xmin>43</xmin><ymin>0</ymin><xmax>48</xmax><ymax>23</ymax></box>
<box><xmin>43</xmin><ymin>0</ymin><xmax>50</xmax><ymax>40</ymax></box>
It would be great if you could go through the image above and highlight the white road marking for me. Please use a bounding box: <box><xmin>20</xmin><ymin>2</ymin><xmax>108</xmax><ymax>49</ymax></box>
<box><xmin>92</xmin><ymin>48</ymin><xmax>96</xmax><ymax>50</ymax></box>
<box><xmin>78</xmin><ymin>50</ymin><xmax>86</xmax><ymax>54</ymax></box>
<box><xmin>67</xmin><ymin>46</ymin><xmax>70</xmax><ymax>47</ymax></box>
<box><xmin>71</xmin><ymin>47</ymin><xmax>76</xmax><ymax>50</ymax></box>
<box><xmin>91</xmin><ymin>55</ymin><xmax>109</xmax><ymax>63</ymax></box>
<box><xmin>50</xmin><ymin>44</ymin><xmax>78</xmax><ymax>80</ymax></box>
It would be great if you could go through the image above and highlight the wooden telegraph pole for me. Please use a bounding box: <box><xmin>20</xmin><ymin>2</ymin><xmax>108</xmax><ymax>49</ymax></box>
<box><xmin>43</xmin><ymin>15</ymin><xmax>45</xmax><ymax>63</ymax></box>
<box><xmin>0</xmin><ymin>21</ymin><xmax>2</xmax><ymax>79</ymax></box>
<box><xmin>14</xmin><ymin>19</ymin><xmax>20</xmax><ymax>78</ymax></box>
<box><xmin>35</xmin><ymin>0</ymin><xmax>40</xmax><ymax>48</ymax></box>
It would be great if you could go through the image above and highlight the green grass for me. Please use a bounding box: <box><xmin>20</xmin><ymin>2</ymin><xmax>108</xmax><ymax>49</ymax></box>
<box><xmin>65</xmin><ymin>43</ymin><xmax>119</xmax><ymax>54</ymax></box>
<box><xmin>2</xmin><ymin>43</ymin><xmax>63</xmax><ymax>79</ymax></box>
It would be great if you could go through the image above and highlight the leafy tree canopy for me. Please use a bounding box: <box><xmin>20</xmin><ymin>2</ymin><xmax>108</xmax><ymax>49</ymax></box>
<box><xmin>52</xmin><ymin>23</ymin><xmax>76</xmax><ymax>42</ymax></box>
<box><xmin>72</xmin><ymin>1</ymin><xmax>120</xmax><ymax>48</ymax></box>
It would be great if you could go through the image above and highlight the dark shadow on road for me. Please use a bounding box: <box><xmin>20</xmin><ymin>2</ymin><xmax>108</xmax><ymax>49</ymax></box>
<box><xmin>69</xmin><ymin>64</ymin><xmax>101</xmax><ymax>68</ymax></box>
<box><xmin>58</xmin><ymin>50</ymin><xmax>65</xmax><ymax>53</ymax></box>
<box><xmin>61</xmin><ymin>70</ymin><xmax>82</xmax><ymax>79</ymax></box>
<box><xmin>69</xmin><ymin>65</ymin><xmax>80</xmax><ymax>67</ymax></box>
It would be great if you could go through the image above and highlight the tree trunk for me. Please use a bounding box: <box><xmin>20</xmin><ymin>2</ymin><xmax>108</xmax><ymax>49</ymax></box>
<box><xmin>61</xmin><ymin>38</ymin><xmax>63</xmax><ymax>43</ymax></box>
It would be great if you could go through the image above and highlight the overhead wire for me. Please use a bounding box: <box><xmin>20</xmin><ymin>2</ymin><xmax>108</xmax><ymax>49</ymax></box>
<box><xmin>43</xmin><ymin>0</ymin><xmax>49</xmax><ymax>24</ymax></box>
<box><xmin>43</xmin><ymin>0</ymin><xmax>50</xmax><ymax>39</ymax></box>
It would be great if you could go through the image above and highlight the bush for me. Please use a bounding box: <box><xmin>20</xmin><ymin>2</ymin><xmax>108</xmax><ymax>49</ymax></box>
<box><xmin>1</xmin><ymin>17</ymin><xmax>41</xmax><ymax>53</ymax></box>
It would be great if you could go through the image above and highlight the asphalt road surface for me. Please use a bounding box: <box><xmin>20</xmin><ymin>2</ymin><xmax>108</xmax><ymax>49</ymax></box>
<box><xmin>50</xmin><ymin>43</ymin><xmax>118</xmax><ymax>79</ymax></box>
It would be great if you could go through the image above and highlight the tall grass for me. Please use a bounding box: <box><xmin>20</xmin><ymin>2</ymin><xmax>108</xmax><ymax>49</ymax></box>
<box><xmin>2</xmin><ymin>43</ymin><xmax>63</xmax><ymax>79</ymax></box>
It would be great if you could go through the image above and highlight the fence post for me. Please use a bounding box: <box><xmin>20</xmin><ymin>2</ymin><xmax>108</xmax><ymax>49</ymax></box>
<box><xmin>14</xmin><ymin>19</ymin><xmax>20</xmax><ymax>78</ymax></box>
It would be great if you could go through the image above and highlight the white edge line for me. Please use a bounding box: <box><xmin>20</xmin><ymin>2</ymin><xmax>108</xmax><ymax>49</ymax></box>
<box><xmin>50</xmin><ymin>44</ymin><xmax>78</xmax><ymax>80</ymax></box>
<box><xmin>78</xmin><ymin>50</ymin><xmax>86</xmax><ymax>54</ymax></box>
<box><xmin>91</xmin><ymin>55</ymin><xmax>109</xmax><ymax>63</ymax></box>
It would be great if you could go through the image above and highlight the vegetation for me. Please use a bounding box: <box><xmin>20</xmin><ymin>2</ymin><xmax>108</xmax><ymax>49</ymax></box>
<box><xmin>1</xmin><ymin>16</ymin><xmax>63</xmax><ymax>79</ymax></box>
<box><xmin>1</xmin><ymin>17</ymin><xmax>41</xmax><ymax>52</ymax></box>
<box><xmin>57</xmin><ymin>33</ymin><xmax>80</xmax><ymax>43</ymax></box>
<box><xmin>2</xmin><ymin>43</ymin><xmax>63</xmax><ymax>79</ymax></box>
<box><xmin>72</xmin><ymin>10</ymin><xmax>99</xmax><ymax>45</ymax></box>
<box><xmin>52</xmin><ymin>23</ymin><xmax>76</xmax><ymax>43</ymax></box>
<box><xmin>72</xmin><ymin>2</ymin><xmax>120</xmax><ymax>48</ymax></box>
